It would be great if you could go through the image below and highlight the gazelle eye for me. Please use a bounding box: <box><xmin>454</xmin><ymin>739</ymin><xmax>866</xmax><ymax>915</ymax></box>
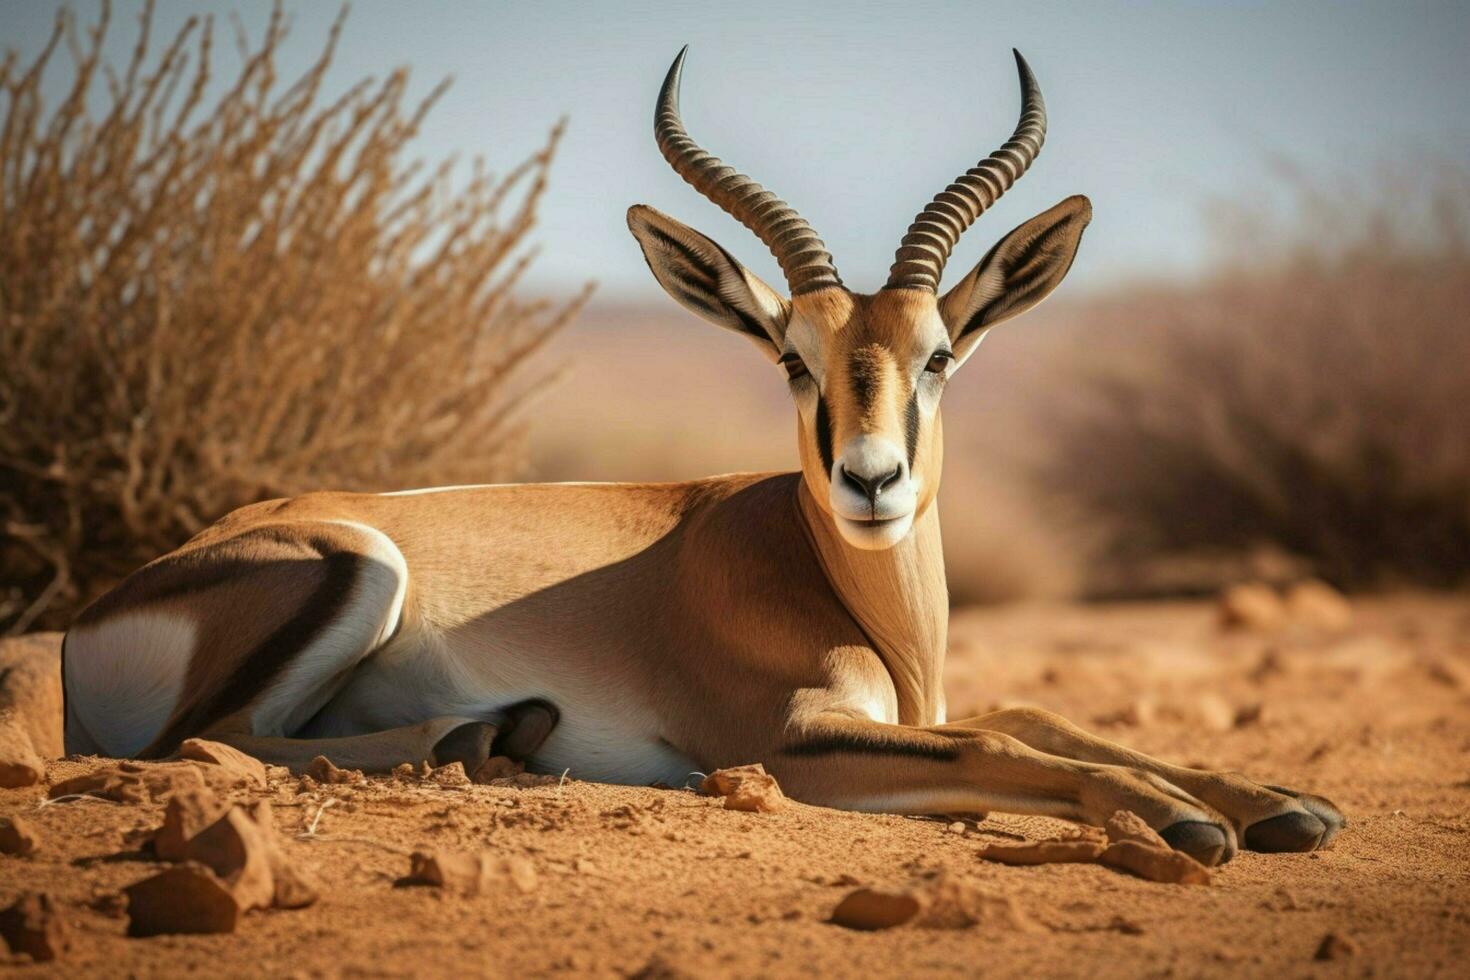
<box><xmin>924</xmin><ymin>350</ymin><xmax>953</xmax><ymax>374</ymax></box>
<box><xmin>780</xmin><ymin>352</ymin><xmax>809</xmax><ymax>382</ymax></box>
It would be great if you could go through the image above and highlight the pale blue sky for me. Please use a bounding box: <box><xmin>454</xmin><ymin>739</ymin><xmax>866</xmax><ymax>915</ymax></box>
<box><xmin>5</xmin><ymin>1</ymin><xmax>1467</xmax><ymax>300</ymax></box>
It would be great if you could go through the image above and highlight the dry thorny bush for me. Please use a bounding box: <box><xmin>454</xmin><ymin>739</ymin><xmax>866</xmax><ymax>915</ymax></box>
<box><xmin>0</xmin><ymin>2</ymin><xmax>588</xmax><ymax>632</ymax></box>
<box><xmin>1035</xmin><ymin>166</ymin><xmax>1470</xmax><ymax>595</ymax></box>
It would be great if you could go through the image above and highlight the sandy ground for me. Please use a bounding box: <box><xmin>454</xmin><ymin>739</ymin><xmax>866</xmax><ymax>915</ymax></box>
<box><xmin>3</xmin><ymin>595</ymin><xmax>1469</xmax><ymax>977</ymax></box>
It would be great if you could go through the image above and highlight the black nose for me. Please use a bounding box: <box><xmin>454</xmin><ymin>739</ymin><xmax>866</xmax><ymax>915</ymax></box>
<box><xmin>839</xmin><ymin>463</ymin><xmax>903</xmax><ymax>507</ymax></box>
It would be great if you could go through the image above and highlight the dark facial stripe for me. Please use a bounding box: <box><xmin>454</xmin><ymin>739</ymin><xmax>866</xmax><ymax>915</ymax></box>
<box><xmin>784</xmin><ymin>731</ymin><xmax>961</xmax><ymax>761</ymax></box>
<box><xmin>904</xmin><ymin>389</ymin><xmax>920</xmax><ymax>467</ymax></box>
<box><xmin>815</xmin><ymin>395</ymin><xmax>834</xmax><ymax>473</ymax></box>
<box><xmin>849</xmin><ymin>352</ymin><xmax>880</xmax><ymax>413</ymax></box>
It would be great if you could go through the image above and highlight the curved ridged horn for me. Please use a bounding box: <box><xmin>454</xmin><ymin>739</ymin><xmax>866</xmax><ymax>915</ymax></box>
<box><xmin>655</xmin><ymin>47</ymin><xmax>842</xmax><ymax>295</ymax></box>
<box><xmin>885</xmin><ymin>50</ymin><xmax>1047</xmax><ymax>292</ymax></box>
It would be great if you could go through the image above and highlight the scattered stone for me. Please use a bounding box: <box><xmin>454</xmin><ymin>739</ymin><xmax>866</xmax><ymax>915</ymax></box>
<box><xmin>1105</xmin><ymin>811</ymin><xmax>1168</xmax><ymax>849</ymax></box>
<box><xmin>0</xmin><ymin>892</ymin><xmax>66</xmax><ymax>962</ymax></box>
<box><xmin>151</xmin><ymin>794</ymin><xmax>316</xmax><ymax>911</ymax></box>
<box><xmin>1218</xmin><ymin>583</ymin><xmax>1287</xmax><ymax>632</ymax></box>
<box><xmin>404</xmin><ymin>850</ymin><xmax>538</xmax><ymax>896</ymax></box>
<box><xmin>428</xmin><ymin>761</ymin><xmax>471</xmax><ymax>787</ymax></box>
<box><xmin>915</xmin><ymin>875</ymin><xmax>1031</xmax><ymax>931</ymax></box>
<box><xmin>1424</xmin><ymin>658</ymin><xmax>1468</xmax><ymax>690</ymax></box>
<box><xmin>183</xmin><ymin>806</ymin><xmax>279</xmax><ymax>910</ymax></box>
<box><xmin>947</xmin><ymin>821</ymin><xmax>966</xmax><ymax>835</ymax></box>
<box><xmin>700</xmin><ymin>763</ymin><xmax>785</xmax><ymax>813</ymax></box>
<box><xmin>830</xmin><ymin>886</ymin><xmax>923</xmax><ymax>930</ymax></box>
<box><xmin>1233</xmin><ymin>702</ymin><xmax>1267</xmax><ymax>728</ymax></box>
<box><xmin>176</xmin><ymin>738</ymin><xmax>269</xmax><ymax>788</ymax></box>
<box><xmin>978</xmin><ymin>838</ymin><xmax>1107</xmax><ymax>865</ymax></box>
<box><xmin>1099</xmin><ymin>840</ymin><xmax>1212</xmax><ymax>885</ymax></box>
<box><xmin>1093</xmin><ymin>699</ymin><xmax>1155</xmax><ymax>728</ymax></box>
<box><xmin>306</xmin><ymin>755</ymin><xmax>364</xmax><ymax>785</ymax></box>
<box><xmin>152</xmin><ymin>787</ymin><xmax>228</xmax><ymax>861</ymax></box>
<box><xmin>0</xmin><ymin>815</ymin><xmax>42</xmax><ymax>856</ymax></box>
<box><xmin>124</xmin><ymin>863</ymin><xmax>241</xmax><ymax>936</ymax></box>
<box><xmin>48</xmin><ymin>760</ymin><xmax>218</xmax><ymax>804</ymax></box>
<box><xmin>0</xmin><ymin>633</ymin><xmax>63</xmax><ymax>789</ymax></box>
<box><xmin>392</xmin><ymin>762</ymin><xmax>417</xmax><ymax>781</ymax></box>
<box><xmin>1286</xmin><ymin>581</ymin><xmax>1352</xmax><ymax>631</ymax></box>
<box><xmin>1195</xmin><ymin>694</ymin><xmax>1236</xmax><ymax>733</ymax></box>
<box><xmin>1314</xmin><ymin>931</ymin><xmax>1359</xmax><ymax>960</ymax></box>
<box><xmin>472</xmin><ymin>756</ymin><xmax>524</xmax><ymax>783</ymax></box>
<box><xmin>0</xmin><ymin>720</ymin><xmax>46</xmax><ymax>788</ymax></box>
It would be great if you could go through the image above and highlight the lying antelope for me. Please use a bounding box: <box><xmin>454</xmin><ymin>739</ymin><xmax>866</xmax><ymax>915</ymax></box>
<box><xmin>64</xmin><ymin>49</ymin><xmax>1342</xmax><ymax>866</ymax></box>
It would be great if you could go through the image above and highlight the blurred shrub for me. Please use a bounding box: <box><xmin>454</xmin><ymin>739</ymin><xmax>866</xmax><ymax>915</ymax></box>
<box><xmin>0</xmin><ymin>3</ymin><xmax>586</xmax><ymax>632</ymax></box>
<box><xmin>1039</xmin><ymin>167</ymin><xmax>1470</xmax><ymax>595</ymax></box>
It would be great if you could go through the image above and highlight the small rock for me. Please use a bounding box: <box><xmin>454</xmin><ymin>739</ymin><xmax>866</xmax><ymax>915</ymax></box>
<box><xmin>152</xmin><ymin>787</ymin><xmax>228</xmax><ymax>861</ymax></box>
<box><xmin>915</xmin><ymin>874</ymin><xmax>1031</xmax><ymax>931</ymax></box>
<box><xmin>1286</xmin><ymin>581</ymin><xmax>1352</xmax><ymax>631</ymax></box>
<box><xmin>404</xmin><ymin>849</ymin><xmax>538</xmax><ymax>896</ymax></box>
<box><xmin>1099</xmin><ymin>840</ymin><xmax>1212</xmax><ymax>885</ymax></box>
<box><xmin>629</xmin><ymin>953</ymin><xmax>693</xmax><ymax>980</ymax></box>
<box><xmin>48</xmin><ymin>760</ymin><xmax>219</xmax><ymax>804</ymax></box>
<box><xmin>0</xmin><ymin>634</ymin><xmax>64</xmax><ymax>787</ymax></box>
<box><xmin>1093</xmin><ymin>699</ymin><xmax>1156</xmax><ymax>728</ymax></box>
<box><xmin>0</xmin><ymin>815</ymin><xmax>42</xmax><ymax>856</ymax></box>
<box><xmin>472</xmin><ymin>756</ymin><xmax>524</xmax><ymax>783</ymax></box>
<box><xmin>0</xmin><ymin>719</ymin><xmax>46</xmax><ymax>788</ymax></box>
<box><xmin>0</xmin><ymin>892</ymin><xmax>66</xmax><ymax>962</ymax></box>
<box><xmin>1195</xmin><ymin>694</ymin><xmax>1236</xmax><ymax>733</ymax></box>
<box><xmin>182</xmin><ymin>806</ymin><xmax>279</xmax><ymax>910</ymax></box>
<box><xmin>830</xmin><ymin>886</ymin><xmax>923</xmax><ymax>930</ymax></box>
<box><xmin>1104</xmin><ymin>811</ymin><xmax>1167</xmax><ymax>849</ymax></box>
<box><xmin>1314</xmin><ymin>931</ymin><xmax>1359</xmax><ymax>960</ymax></box>
<box><xmin>1233</xmin><ymin>702</ymin><xmax>1267</xmax><ymax>728</ymax></box>
<box><xmin>1424</xmin><ymin>658</ymin><xmax>1468</xmax><ymax>690</ymax></box>
<box><xmin>392</xmin><ymin>762</ymin><xmax>417</xmax><ymax>781</ymax></box>
<box><xmin>700</xmin><ymin>763</ymin><xmax>785</xmax><ymax>813</ymax></box>
<box><xmin>1218</xmin><ymin>583</ymin><xmax>1287</xmax><ymax>632</ymax></box>
<box><xmin>124</xmin><ymin>863</ymin><xmax>241</xmax><ymax>936</ymax></box>
<box><xmin>176</xmin><ymin>738</ymin><xmax>269</xmax><ymax>788</ymax></box>
<box><xmin>429</xmin><ymin>761</ymin><xmax>471</xmax><ymax>787</ymax></box>
<box><xmin>978</xmin><ymin>838</ymin><xmax>1107</xmax><ymax>865</ymax></box>
<box><xmin>306</xmin><ymin>755</ymin><xmax>364</xmax><ymax>785</ymax></box>
<box><xmin>947</xmin><ymin>821</ymin><xmax>966</xmax><ymax>835</ymax></box>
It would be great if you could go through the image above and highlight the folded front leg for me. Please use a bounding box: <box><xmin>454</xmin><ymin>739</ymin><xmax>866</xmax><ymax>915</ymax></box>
<box><xmin>768</xmin><ymin>712</ymin><xmax>1236</xmax><ymax>866</ymax></box>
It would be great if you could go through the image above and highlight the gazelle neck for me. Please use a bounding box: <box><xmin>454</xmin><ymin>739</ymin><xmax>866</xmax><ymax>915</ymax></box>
<box><xmin>795</xmin><ymin>480</ymin><xmax>949</xmax><ymax>726</ymax></box>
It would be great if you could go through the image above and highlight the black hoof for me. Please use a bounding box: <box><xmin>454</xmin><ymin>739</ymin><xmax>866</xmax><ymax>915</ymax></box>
<box><xmin>494</xmin><ymin>700</ymin><xmax>559</xmax><ymax>761</ymax></box>
<box><xmin>1266</xmin><ymin>785</ymin><xmax>1346</xmax><ymax>846</ymax></box>
<box><xmin>1244</xmin><ymin>810</ymin><xmax>1326</xmax><ymax>853</ymax></box>
<box><xmin>1160</xmin><ymin>821</ymin><xmax>1232</xmax><ymax>867</ymax></box>
<box><xmin>432</xmin><ymin>721</ymin><xmax>498</xmax><ymax>770</ymax></box>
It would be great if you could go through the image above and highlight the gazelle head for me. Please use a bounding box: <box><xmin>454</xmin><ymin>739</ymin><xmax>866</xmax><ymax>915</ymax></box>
<box><xmin>628</xmin><ymin>48</ymin><xmax>1091</xmax><ymax>551</ymax></box>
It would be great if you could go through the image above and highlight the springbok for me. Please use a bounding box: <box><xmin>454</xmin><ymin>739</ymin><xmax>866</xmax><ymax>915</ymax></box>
<box><xmin>63</xmin><ymin>49</ymin><xmax>1342</xmax><ymax>866</ymax></box>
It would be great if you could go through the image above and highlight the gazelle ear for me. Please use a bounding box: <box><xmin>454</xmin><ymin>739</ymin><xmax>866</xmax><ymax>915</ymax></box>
<box><xmin>628</xmin><ymin>204</ymin><xmax>791</xmax><ymax>357</ymax></box>
<box><xmin>939</xmin><ymin>195</ymin><xmax>1091</xmax><ymax>363</ymax></box>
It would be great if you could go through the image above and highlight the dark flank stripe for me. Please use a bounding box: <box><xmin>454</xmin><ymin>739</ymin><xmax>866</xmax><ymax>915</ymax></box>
<box><xmin>784</xmin><ymin>730</ymin><xmax>962</xmax><ymax>761</ymax></box>
<box><xmin>815</xmin><ymin>395</ymin><xmax>834</xmax><ymax>473</ymax></box>
<box><xmin>904</xmin><ymin>390</ymin><xmax>920</xmax><ymax>466</ymax></box>
<box><xmin>140</xmin><ymin>551</ymin><xmax>365</xmax><ymax>757</ymax></box>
